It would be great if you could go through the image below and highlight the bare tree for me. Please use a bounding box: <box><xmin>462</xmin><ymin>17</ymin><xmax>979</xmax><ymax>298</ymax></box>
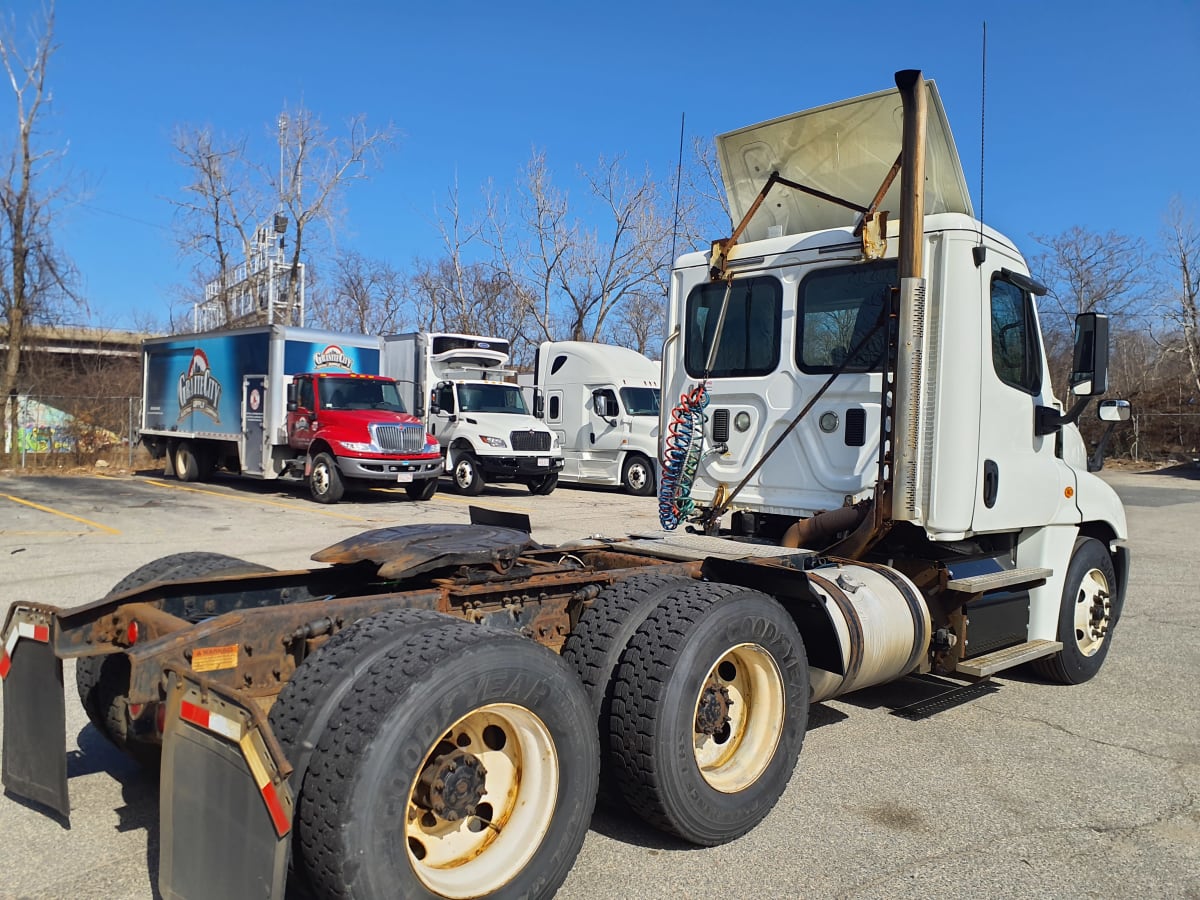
<box><xmin>309</xmin><ymin>251</ymin><xmax>411</xmax><ymax>335</ymax></box>
<box><xmin>0</xmin><ymin>4</ymin><xmax>78</xmax><ymax>463</ymax></box>
<box><xmin>495</xmin><ymin>151</ymin><xmax>678</xmax><ymax>344</ymax></box>
<box><xmin>169</xmin><ymin>126</ymin><xmax>264</xmax><ymax>323</ymax></box>
<box><xmin>172</xmin><ymin>104</ymin><xmax>395</xmax><ymax>329</ymax></box>
<box><xmin>1030</xmin><ymin>226</ymin><xmax>1152</xmax><ymax>395</ymax></box>
<box><xmin>271</xmin><ymin>107</ymin><xmax>395</xmax><ymax>317</ymax></box>
<box><xmin>1162</xmin><ymin>197</ymin><xmax>1200</xmax><ymax>395</ymax></box>
<box><xmin>610</xmin><ymin>292</ymin><xmax>666</xmax><ymax>357</ymax></box>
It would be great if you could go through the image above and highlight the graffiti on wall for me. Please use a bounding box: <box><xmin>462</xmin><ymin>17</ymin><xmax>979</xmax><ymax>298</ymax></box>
<box><xmin>5</xmin><ymin>397</ymin><xmax>120</xmax><ymax>454</ymax></box>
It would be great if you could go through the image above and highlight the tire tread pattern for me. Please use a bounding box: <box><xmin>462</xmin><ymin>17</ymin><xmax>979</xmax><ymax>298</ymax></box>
<box><xmin>298</xmin><ymin>622</ymin><xmax>593</xmax><ymax>899</ymax></box>
<box><xmin>608</xmin><ymin>582</ymin><xmax>807</xmax><ymax>843</ymax></box>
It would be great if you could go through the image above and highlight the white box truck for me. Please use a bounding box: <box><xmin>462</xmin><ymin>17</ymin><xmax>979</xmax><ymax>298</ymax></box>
<box><xmin>526</xmin><ymin>341</ymin><xmax>661</xmax><ymax>495</ymax></box>
<box><xmin>383</xmin><ymin>332</ymin><xmax>563</xmax><ymax>494</ymax></box>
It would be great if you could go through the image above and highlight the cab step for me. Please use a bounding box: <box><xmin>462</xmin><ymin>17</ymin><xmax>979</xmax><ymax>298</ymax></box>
<box><xmin>955</xmin><ymin>639</ymin><xmax>1062</xmax><ymax>677</ymax></box>
<box><xmin>945</xmin><ymin>566</ymin><xmax>1052</xmax><ymax>594</ymax></box>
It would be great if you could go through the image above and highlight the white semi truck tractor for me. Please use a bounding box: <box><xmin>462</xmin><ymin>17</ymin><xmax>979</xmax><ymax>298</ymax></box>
<box><xmin>1</xmin><ymin>71</ymin><xmax>1129</xmax><ymax>900</ymax></box>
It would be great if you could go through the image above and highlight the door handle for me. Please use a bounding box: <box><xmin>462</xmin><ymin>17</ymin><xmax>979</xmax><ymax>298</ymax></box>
<box><xmin>983</xmin><ymin>459</ymin><xmax>999</xmax><ymax>508</ymax></box>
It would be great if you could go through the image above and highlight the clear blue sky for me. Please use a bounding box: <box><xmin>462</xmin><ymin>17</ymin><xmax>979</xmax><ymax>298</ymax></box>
<box><xmin>8</xmin><ymin>0</ymin><xmax>1197</xmax><ymax>330</ymax></box>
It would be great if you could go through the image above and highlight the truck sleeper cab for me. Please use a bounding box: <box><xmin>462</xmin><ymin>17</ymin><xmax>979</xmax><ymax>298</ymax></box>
<box><xmin>529</xmin><ymin>341</ymin><xmax>662</xmax><ymax>495</ymax></box>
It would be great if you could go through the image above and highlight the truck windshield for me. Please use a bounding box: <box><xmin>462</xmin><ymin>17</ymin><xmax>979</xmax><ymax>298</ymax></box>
<box><xmin>319</xmin><ymin>378</ymin><xmax>408</xmax><ymax>413</ymax></box>
<box><xmin>620</xmin><ymin>387</ymin><xmax>660</xmax><ymax>416</ymax></box>
<box><xmin>456</xmin><ymin>383</ymin><xmax>529</xmax><ymax>415</ymax></box>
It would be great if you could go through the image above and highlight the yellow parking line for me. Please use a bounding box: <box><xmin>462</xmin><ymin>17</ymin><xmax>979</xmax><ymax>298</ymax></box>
<box><xmin>2</xmin><ymin>494</ymin><xmax>121</xmax><ymax>535</ymax></box>
<box><xmin>143</xmin><ymin>479</ymin><xmax>372</xmax><ymax>522</ymax></box>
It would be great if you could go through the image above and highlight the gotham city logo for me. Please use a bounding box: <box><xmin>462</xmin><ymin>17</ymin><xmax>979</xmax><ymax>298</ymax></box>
<box><xmin>177</xmin><ymin>349</ymin><xmax>222</xmax><ymax>423</ymax></box>
<box><xmin>314</xmin><ymin>345</ymin><xmax>353</xmax><ymax>370</ymax></box>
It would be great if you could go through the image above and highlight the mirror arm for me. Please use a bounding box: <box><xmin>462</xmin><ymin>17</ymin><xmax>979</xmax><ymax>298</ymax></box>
<box><xmin>1088</xmin><ymin>422</ymin><xmax>1119</xmax><ymax>472</ymax></box>
<box><xmin>1060</xmin><ymin>395</ymin><xmax>1093</xmax><ymax>428</ymax></box>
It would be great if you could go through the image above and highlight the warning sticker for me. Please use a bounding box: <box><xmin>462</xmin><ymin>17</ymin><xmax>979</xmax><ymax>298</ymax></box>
<box><xmin>192</xmin><ymin>644</ymin><xmax>239</xmax><ymax>672</ymax></box>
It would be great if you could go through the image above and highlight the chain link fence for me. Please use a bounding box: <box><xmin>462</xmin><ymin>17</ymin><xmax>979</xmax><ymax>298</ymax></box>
<box><xmin>3</xmin><ymin>394</ymin><xmax>146</xmax><ymax>470</ymax></box>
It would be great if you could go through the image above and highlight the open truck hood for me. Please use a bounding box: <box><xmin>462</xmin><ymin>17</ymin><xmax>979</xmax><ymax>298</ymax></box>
<box><xmin>717</xmin><ymin>81</ymin><xmax>973</xmax><ymax>242</ymax></box>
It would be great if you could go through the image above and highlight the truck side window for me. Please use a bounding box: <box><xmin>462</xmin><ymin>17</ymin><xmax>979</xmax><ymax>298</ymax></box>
<box><xmin>990</xmin><ymin>278</ymin><xmax>1043</xmax><ymax>394</ymax></box>
<box><xmin>549</xmin><ymin>396</ymin><xmax>560</xmax><ymax>419</ymax></box>
<box><xmin>297</xmin><ymin>378</ymin><xmax>314</xmax><ymax>410</ymax></box>
<box><xmin>796</xmin><ymin>261</ymin><xmax>895</xmax><ymax>373</ymax></box>
<box><xmin>684</xmin><ymin>276</ymin><xmax>782</xmax><ymax>378</ymax></box>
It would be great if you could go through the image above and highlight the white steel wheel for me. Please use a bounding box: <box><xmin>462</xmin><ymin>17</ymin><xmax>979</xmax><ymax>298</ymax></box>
<box><xmin>1032</xmin><ymin>536</ymin><xmax>1119</xmax><ymax>685</ymax></box>
<box><xmin>406</xmin><ymin>702</ymin><xmax>558</xmax><ymax>898</ymax></box>
<box><xmin>691</xmin><ymin>642</ymin><xmax>786</xmax><ymax>794</ymax></box>
<box><xmin>1072</xmin><ymin>566</ymin><xmax>1112</xmax><ymax>657</ymax></box>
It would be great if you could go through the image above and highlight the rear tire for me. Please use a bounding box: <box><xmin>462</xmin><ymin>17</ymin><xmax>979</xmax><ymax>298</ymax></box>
<box><xmin>309</xmin><ymin>452</ymin><xmax>345</xmax><ymax>503</ymax></box>
<box><xmin>621</xmin><ymin>454</ymin><xmax>655</xmax><ymax>496</ymax></box>
<box><xmin>452</xmin><ymin>453</ymin><xmax>485</xmax><ymax>496</ymax></box>
<box><xmin>172</xmin><ymin>441</ymin><xmax>200</xmax><ymax>482</ymax></box>
<box><xmin>269</xmin><ymin>609</ymin><xmax>457</xmax><ymax>877</ymax></box>
<box><xmin>298</xmin><ymin>623</ymin><xmax>598</xmax><ymax>899</ymax></box>
<box><xmin>1031</xmin><ymin>537</ymin><xmax>1117</xmax><ymax>684</ymax></box>
<box><xmin>561</xmin><ymin>573</ymin><xmax>691</xmax><ymax>794</ymax></box>
<box><xmin>525</xmin><ymin>472</ymin><xmax>558</xmax><ymax>495</ymax></box>
<box><xmin>405</xmin><ymin>477</ymin><xmax>438</xmax><ymax>501</ymax></box>
<box><xmin>76</xmin><ymin>552</ymin><xmax>272</xmax><ymax>768</ymax></box>
<box><xmin>609</xmin><ymin>582</ymin><xmax>809</xmax><ymax>845</ymax></box>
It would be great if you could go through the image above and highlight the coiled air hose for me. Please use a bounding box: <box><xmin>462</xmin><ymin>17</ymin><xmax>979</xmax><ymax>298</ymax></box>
<box><xmin>658</xmin><ymin>382</ymin><xmax>709</xmax><ymax>530</ymax></box>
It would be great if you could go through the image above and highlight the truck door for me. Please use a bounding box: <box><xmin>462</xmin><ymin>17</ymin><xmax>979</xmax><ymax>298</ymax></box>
<box><xmin>242</xmin><ymin>376</ymin><xmax>267</xmax><ymax>475</ymax></box>
<box><xmin>589</xmin><ymin>388</ymin><xmax>622</xmax><ymax>453</ymax></box>
<box><xmin>288</xmin><ymin>375</ymin><xmax>315</xmax><ymax>450</ymax></box>
<box><xmin>971</xmin><ymin>270</ymin><xmax>1063</xmax><ymax>532</ymax></box>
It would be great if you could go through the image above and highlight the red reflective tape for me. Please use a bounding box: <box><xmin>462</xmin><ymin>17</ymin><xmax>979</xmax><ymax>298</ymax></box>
<box><xmin>0</xmin><ymin>649</ymin><xmax>10</xmax><ymax>681</ymax></box>
<box><xmin>261</xmin><ymin>781</ymin><xmax>290</xmax><ymax>837</ymax></box>
<box><xmin>180</xmin><ymin>700</ymin><xmax>210</xmax><ymax>730</ymax></box>
<box><xmin>31</xmin><ymin>624</ymin><xmax>49</xmax><ymax>643</ymax></box>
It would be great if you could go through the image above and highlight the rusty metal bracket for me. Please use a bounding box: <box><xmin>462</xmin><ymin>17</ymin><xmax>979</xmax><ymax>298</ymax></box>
<box><xmin>709</xmin><ymin>171</ymin><xmax>870</xmax><ymax>282</ymax></box>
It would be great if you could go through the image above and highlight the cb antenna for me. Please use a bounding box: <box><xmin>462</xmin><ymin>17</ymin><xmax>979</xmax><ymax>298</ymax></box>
<box><xmin>973</xmin><ymin>21</ymin><xmax>988</xmax><ymax>267</ymax></box>
<box><xmin>669</xmin><ymin>112</ymin><xmax>685</xmax><ymax>285</ymax></box>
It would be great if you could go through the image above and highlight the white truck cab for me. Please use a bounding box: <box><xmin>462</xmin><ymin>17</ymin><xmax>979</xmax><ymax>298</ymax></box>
<box><xmin>527</xmin><ymin>341</ymin><xmax>661</xmax><ymax>495</ymax></box>
<box><xmin>659</xmin><ymin>72</ymin><xmax>1130</xmax><ymax>685</ymax></box>
<box><xmin>385</xmin><ymin>332</ymin><xmax>563</xmax><ymax>495</ymax></box>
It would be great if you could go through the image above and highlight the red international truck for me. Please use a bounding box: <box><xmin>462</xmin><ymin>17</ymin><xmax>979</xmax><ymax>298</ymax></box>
<box><xmin>139</xmin><ymin>325</ymin><xmax>443</xmax><ymax>502</ymax></box>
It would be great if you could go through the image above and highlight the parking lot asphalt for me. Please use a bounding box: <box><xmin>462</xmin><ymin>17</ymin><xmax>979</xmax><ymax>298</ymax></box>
<box><xmin>0</xmin><ymin>466</ymin><xmax>1197</xmax><ymax>899</ymax></box>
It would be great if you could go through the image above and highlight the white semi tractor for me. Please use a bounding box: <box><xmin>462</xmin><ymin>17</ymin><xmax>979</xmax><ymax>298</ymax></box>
<box><xmin>525</xmin><ymin>341</ymin><xmax>661</xmax><ymax>495</ymax></box>
<box><xmin>384</xmin><ymin>332</ymin><xmax>563</xmax><ymax>495</ymax></box>
<box><xmin>1</xmin><ymin>71</ymin><xmax>1129</xmax><ymax>900</ymax></box>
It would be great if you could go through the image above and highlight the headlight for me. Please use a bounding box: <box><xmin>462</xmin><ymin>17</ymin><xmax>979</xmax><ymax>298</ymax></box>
<box><xmin>479</xmin><ymin>435</ymin><xmax>508</xmax><ymax>448</ymax></box>
<box><xmin>337</xmin><ymin>441</ymin><xmax>379</xmax><ymax>453</ymax></box>
<box><xmin>424</xmin><ymin>439</ymin><xmax>441</xmax><ymax>452</ymax></box>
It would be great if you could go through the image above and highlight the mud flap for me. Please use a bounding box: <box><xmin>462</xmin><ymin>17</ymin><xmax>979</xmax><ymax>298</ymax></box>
<box><xmin>158</xmin><ymin>675</ymin><xmax>291</xmax><ymax>900</ymax></box>
<box><xmin>1</xmin><ymin>614</ymin><xmax>68</xmax><ymax>818</ymax></box>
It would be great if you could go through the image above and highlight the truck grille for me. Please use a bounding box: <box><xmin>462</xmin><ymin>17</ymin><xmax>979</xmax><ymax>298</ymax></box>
<box><xmin>510</xmin><ymin>430</ymin><xmax>551</xmax><ymax>452</ymax></box>
<box><xmin>372</xmin><ymin>423</ymin><xmax>426</xmax><ymax>453</ymax></box>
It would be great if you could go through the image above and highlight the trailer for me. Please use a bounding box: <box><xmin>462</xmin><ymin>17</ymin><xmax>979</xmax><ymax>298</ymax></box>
<box><xmin>524</xmin><ymin>341</ymin><xmax>661</xmax><ymax>495</ymax></box>
<box><xmin>1</xmin><ymin>71</ymin><xmax>1130</xmax><ymax>900</ymax></box>
<box><xmin>140</xmin><ymin>325</ymin><xmax>442</xmax><ymax>503</ymax></box>
<box><xmin>384</xmin><ymin>332</ymin><xmax>564</xmax><ymax>495</ymax></box>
